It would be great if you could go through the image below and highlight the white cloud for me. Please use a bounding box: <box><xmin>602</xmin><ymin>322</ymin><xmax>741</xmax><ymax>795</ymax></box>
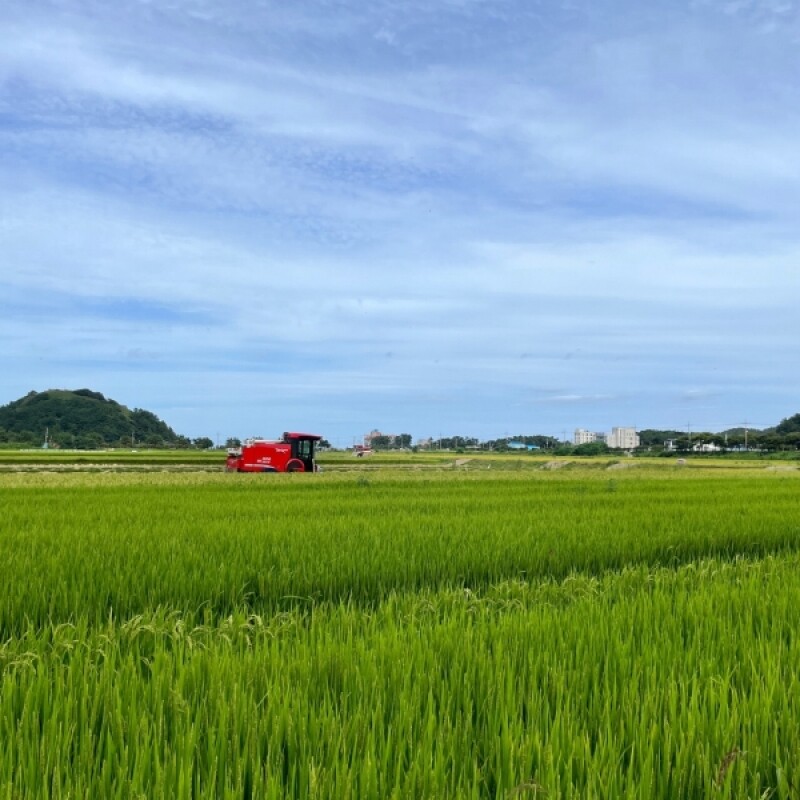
<box><xmin>2</xmin><ymin>0</ymin><xmax>800</xmax><ymax>438</ymax></box>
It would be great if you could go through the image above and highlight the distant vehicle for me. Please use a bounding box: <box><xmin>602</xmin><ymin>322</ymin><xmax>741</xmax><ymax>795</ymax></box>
<box><xmin>353</xmin><ymin>444</ymin><xmax>373</xmax><ymax>457</ymax></box>
<box><xmin>225</xmin><ymin>432</ymin><xmax>322</xmax><ymax>473</ymax></box>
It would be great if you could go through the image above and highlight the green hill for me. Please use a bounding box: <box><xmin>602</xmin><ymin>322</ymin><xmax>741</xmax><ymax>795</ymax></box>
<box><xmin>0</xmin><ymin>389</ymin><xmax>183</xmax><ymax>449</ymax></box>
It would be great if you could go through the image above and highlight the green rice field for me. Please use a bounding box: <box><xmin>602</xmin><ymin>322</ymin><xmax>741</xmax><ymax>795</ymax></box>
<box><xmin>1</xmin><ymin>460</ymin><xmax>799</xmax><ymax>797</ymax></box>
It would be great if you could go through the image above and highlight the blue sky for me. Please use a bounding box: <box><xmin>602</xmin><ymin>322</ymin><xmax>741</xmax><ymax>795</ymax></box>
<box><xmin>2</xmin><ymin>0</ymin><xmax>798</xmax><ymax>446</ymax></box>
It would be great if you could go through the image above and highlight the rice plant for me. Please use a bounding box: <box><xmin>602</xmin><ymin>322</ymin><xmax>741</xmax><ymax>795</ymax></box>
<box><xmin>1</xmin><ymin>468</ymin><xmax>799</xmax><ymax>797</ymax></box>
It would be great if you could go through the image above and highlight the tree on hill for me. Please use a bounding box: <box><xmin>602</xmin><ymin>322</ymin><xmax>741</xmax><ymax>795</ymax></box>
<box><xmin>776</xmin><ymin>413</ymin><xmax>800</xmax><ymax>435</ymax></box>
<box><xmin>0</xmin><ymin>389</ymin><xmax>182</xmax><ymax>448</ymax></box>
<box><xmin>637</xmin><ymin>429</ymin><xmax>685</xmax><ymax>447</ymax></box>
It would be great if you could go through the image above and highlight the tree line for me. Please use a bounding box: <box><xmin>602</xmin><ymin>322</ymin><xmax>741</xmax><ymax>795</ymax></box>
<box><xmin>405</xmin><ymin>415</ymin><xmax>800</xmax><ymax>454</ymax></box>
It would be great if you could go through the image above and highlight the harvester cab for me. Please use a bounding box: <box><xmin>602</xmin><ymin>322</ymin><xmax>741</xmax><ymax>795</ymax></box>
<box><xmin>284</xmin><ymin>432</ymin><xmax>321</xmax><ymax>473</ymax></box>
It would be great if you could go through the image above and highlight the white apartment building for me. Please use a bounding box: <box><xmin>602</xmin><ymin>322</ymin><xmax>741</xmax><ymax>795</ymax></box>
<box><xmin>573</xmin><ymin>429</ymin><xmax>608</xmax><ymax>445</ymax></box>
<box><xmin>575</xmin><ymin>427</ymin><xmax>640</xmax><ymax>449</ymax></box>
<box><xmin>574</xmin><ymin>428</ymin><xmax>595</xmax><ymax>445</ymax></box>
<box><xmin>606</xmin><ymin>427</ymin><xmax>640</xmax><ymax>450</ymax></box>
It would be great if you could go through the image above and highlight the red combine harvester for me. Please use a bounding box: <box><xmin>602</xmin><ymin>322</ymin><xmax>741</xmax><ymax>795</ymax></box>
<box><xmin>225</xmin><ymin>432</ymin><xmax>322</xmax><ymax>473</ymax></box>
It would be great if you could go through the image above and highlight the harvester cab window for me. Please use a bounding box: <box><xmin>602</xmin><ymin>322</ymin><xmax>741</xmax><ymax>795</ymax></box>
<box><xmin>295</xmin><ymin>439</ymin><xmax>313</xmax><ymax>461</ymax></box>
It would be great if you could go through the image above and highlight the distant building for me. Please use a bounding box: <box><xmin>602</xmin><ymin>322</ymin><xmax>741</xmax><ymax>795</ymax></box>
<box><xmin>573</xmin><ymin>429</ymin><xmax>608</xmax><ymax>446</ymax></box>
<box><xmin>576</xmin><ymin>427</ymin><xmax>639</xmax><ymax>448</ymax></box>
<box><xmin>364</xmin><ymin>429</ymin><xmax>397</xmax><ymax>446</ymax></box>
<box><xmin>692</xmin><ymin>442</ymin><xmax>722</xmax><ymax>453</ymax></box>
<box><xmin>607</xmin><ymin>427</ymin><xmax>640</xmax><ymax>450</ymax></box>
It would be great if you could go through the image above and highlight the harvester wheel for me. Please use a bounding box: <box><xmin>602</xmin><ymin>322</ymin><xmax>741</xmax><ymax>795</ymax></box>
<box><xmin>285</xmin><ymin>459</ymin><xmax>305</xmax><ymax>473</ymax></box>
